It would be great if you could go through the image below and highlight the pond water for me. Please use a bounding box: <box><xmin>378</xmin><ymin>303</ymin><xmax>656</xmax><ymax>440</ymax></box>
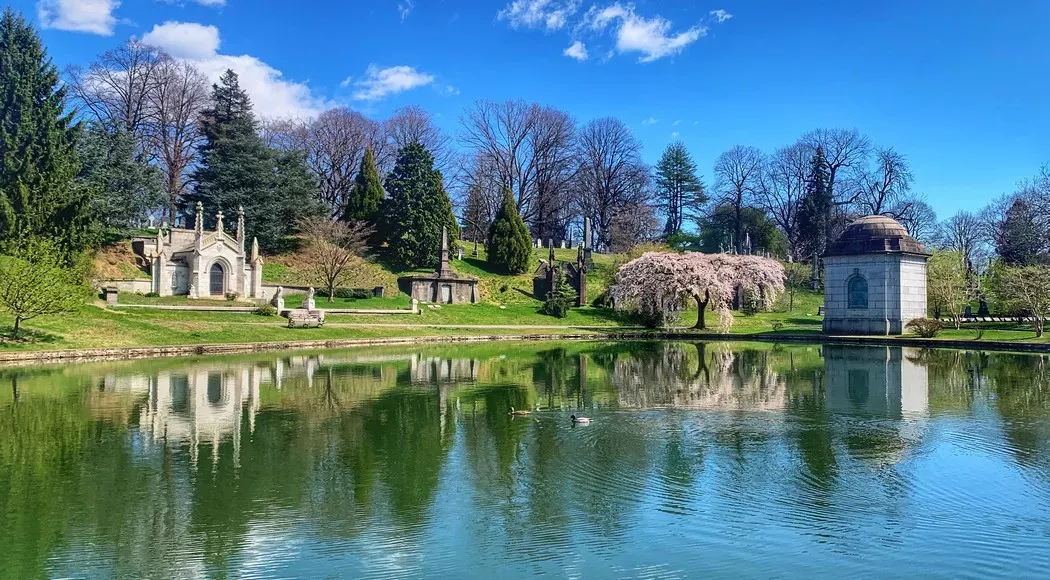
<box><xmin>2</xmin><ymin>341</ymin><xmax>1050</xmax><ymax>579</ymax></box>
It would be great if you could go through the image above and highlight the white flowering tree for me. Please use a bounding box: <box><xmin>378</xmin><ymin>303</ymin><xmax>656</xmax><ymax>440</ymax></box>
<box><xmin>609</xmin><ymin>252</ymin><xmax>785</xmax><ymax>331</ymax></box>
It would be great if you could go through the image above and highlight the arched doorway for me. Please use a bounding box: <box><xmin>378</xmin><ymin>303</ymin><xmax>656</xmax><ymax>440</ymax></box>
<box><xmin>209</xmin><ymin>263</ymin><xmax>225</xmax><ymax>296</ymax></box>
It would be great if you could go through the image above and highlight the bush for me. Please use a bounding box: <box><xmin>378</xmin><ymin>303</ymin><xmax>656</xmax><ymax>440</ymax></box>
<box><xmin>225</xmin><ymin>292</ymin><xmax>239</xmax><ymax>301</ymax></box>
<box><xmin>906</xmin><ymin>318</ymin><xmax>944</xmax><ymax>338</ymax></box>
<box><xmin>144</xmin><ymin>292</ymin><xmax>159</xmax><ymax>298</ymax></box>
<box><xmin>318</xmin><ymin>288</ymin><xmax>372</xmax><ymax>300</ymax></box>
<box><xmin>541</xmin><ymin>271</ymin><xmax>577</xmax><ymax>319</ymax></box>
<box><xmin>253</xmin><ymin>304</ymin><xmax>277</xmax><ymax>316</ymax></box>
<box><xmin>487</xmin><ymin>188</ymin><xmax>532</xmax><ymax>274</ymax></box>
<box><xmin>592</xmin><ymin>290</ymin><xmax>613</xmax><ymax>309</ymax></box>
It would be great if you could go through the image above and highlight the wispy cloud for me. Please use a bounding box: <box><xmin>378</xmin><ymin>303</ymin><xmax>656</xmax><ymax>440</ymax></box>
<box><xmin>563</xmin><ymin>40</ymin><xmax>588</xmax><ymax>61</ymax></box>
<box><xmin>641</xmin><ymin>116</ymin><xmax>659</xmax><ymax>126</ymax></box>
<box><xmin>670</xmin><ymin>131</ymin><xmax>680</xmax><ymax>138</ymax></box>
<box><xmin>672</xmin><ymin>119</ymin><xmax>682</xmax><ymax>126</ymax></box>
<box><xmin>498</xmin><ymin>0</ymin><xmax>580</xmax><ymax>30</ymax></box>
<box><xmin>586</xmin><ymin>3</ymin><xmax>706</xmax><ymax>62</ymax></box>
<box><xmin>710</xmin><ymin>9</ymin><xmax>732</xmax><ymax>23</ymax></box>
<box><xmin>37</xmin><ymin>0</ymin><xmax>118</xmax><ymax>35</ymax></box>
<box><xmin>398</xmin><ymin>0</ymin><xmax>414</xmax><ymax>21</ymax></box>
<box><xmin>351</xmin><ymin>65</ymin><xmax>436</xmax><ymax>101</ymax></box>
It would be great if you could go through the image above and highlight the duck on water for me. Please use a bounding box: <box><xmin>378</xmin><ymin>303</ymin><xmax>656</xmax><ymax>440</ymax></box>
<box><xmin>571</xmin><ymin>415</ymin><xmax>591</xmax><ymax>424</ymax></box>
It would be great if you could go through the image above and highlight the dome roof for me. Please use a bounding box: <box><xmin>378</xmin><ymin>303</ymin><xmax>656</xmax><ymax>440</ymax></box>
<box><xmin>823</xmin><ymin>215</ymin><xmax>929</xmax><ymax>257</ymax></box>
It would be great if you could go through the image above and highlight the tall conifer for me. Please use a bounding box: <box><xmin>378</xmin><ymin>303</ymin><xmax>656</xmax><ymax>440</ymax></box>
<box><xmin>487</xmin><ymin>188</ymin><xmax>532</xmax><ymax>274</ymax></box>
<box><xmin>382</xmin><ymin>142</ymin><xmax>458</xmax><ymax>269</ymax></box>
<box><xmin>0</xmin><ymin>9</ymin><xmax>93</xmax><ymax>254</ymax></box>
<box><xmin>343</xmin><ymin>147</ymin><xmax>383</xmax><ymax>224</ymax></box>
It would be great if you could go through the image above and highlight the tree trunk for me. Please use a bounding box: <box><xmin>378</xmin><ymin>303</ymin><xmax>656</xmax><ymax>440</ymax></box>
<box><xmin>1037</xmin><ymin>317</ymin><xmax>1044</xmax><ymax>338</ymax></box>
<box><xmin>12</xmin><ymin>316</ymin><xmax>21</xmax><ymax>338</ymax></box>
<box><xmin>693</xmin><ymin>291</ymin><xmax>710</xmax><ymax>330</ymax></box>
<box><xmin>327</xmin><ymin>283</ymin><xmax>335</xmax><ymax>303</ymax></box>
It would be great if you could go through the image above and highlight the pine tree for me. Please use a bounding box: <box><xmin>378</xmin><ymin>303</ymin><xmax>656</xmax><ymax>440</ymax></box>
<box><xmin>343</xmin><ymin>147</ymin><xmax>383</xmax><ymax>224</ymax></box>
<box><xmin>0</xmin><ymin>9</ymin><xmax>94</xmax><ymax>254</ymax></box>
<box><xmin>655</xmin><ymin>142</ymin><xmax>706</xmax><ymax>236</ymax></box>
<box><xmin>77</xmin><ymin>123</ymin><xmax>164</xmax><ymax>232</ymax></box>
<box><xmin>487</xmin><ymin>188</ymin><xmax>532</xmax><ymax>274</ymax></box>
<box><xmin>187</xmin><ymin>70</ymin><xmax>319</xmax><ymax>250</ymax></box>
<box><xmin>797</xmin><ymin>146</ymin><xmax>832</xmax><ymax>257</ymax></box>
<box><xmin>381</xmin><ymin>142</ymin><xmax>459</xmax><ymax>269</ymax></box>
<box><xmin>997</xmin><ymin>198</ymin><xmax>1045</xmax><ymax>265</ymax></box>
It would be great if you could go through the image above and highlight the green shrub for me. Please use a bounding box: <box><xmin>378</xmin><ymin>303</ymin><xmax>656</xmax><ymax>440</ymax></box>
<box><xmin>144</xmin><ymin>292</ymin><xmax>159</xmax><ymax>298</ymax></box>
<box><xmin>592</xmin><ymin>290</ymin><xmax>613</xmax><ymax>309</ymax></box>
<box><xmin>906</xmin><ymin>318</ymin><xmax>944</xmax><ymax>338</ymax></box>
<box><xmin>253</xmin><ymin>304</ymin><xmax>277</xmax><ymax>316</ymax></box>
<box><xmin>541</xmin><ymin>270</ymin><xmax>577</xmax><ymax>319</ymax></box>
<box><xmin>318</xmin><ymin>288</ymin><xmax>372</xmax><ymax>300</ymax></box>
<box><xmin>487</xmin><ymin>188</ymin><xmax>532</xmax><ymax>274</ymax></box>
<box><xmin>225</xmin><ymin>292</ymin><xmax>239</xmax><ymax>301</ymax></box>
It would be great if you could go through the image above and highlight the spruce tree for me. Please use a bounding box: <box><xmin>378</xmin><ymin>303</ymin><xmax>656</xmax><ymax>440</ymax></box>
<box><xmin>77</xmin><ymin>123</ymin><xmax>164</xmax><ymax>233</ymax></box>
<box><xmin>381</xmin><ymin>142</ymin><xmax>458</xmax><ymax>269</ymax></box>
<box><xmin>997</xmin><ymin>198</ymin><xmax>1045</xmax><ymax>265</ymax></box>
<box><xmin>797</xmin><ymin>146</ymin><xmax>832</xmax><ymax>257</ymax></box>
<box><xmin>487</xmin><ymin>188</ymin><xmax>532</xmax><ymax>274</ymax></box>
<box><xmin>343</xmin><ymin>147</ymin><xmax>383</xmax><ymax>224</ymax></box>
<box><xmin>655</xmin><ymin>142</ymin><xmax>706</xmax><ymax>236</ymax></box>
<box><xmin>0</xmin><ymin>9</ymin><xmax>94</xmax><ymax>254</ymax></box>
<box><xmin>187</xmin><ymin>70</ymin><xmax>319</xmax><ymax>250</ymax></box>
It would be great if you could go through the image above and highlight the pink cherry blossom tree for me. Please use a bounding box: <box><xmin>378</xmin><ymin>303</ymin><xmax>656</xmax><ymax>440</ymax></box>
<box><xmin>609</xmin><ymin>252</ymin><xmax>785</xmax><ymax>331</ymax></box>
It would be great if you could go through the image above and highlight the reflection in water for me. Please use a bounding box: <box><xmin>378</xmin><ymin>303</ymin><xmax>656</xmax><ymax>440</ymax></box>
<box><xmin>2</xmin><ymin>342</ymin><xmax>1050</xmax><ymax>578</ymax></box>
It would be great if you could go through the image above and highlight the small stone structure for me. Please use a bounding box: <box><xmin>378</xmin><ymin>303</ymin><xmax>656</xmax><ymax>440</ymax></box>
<box><xmin>822</xmin><ymin>215</ymin><xmax>930</xmax><ymax>335</ymax></box>
<box><xmin>134</xmin><ymin>203</ymin><xmax>263</xmax><ymax>299</ymax></box>
<box><xmin>398</xmin><ymin>227</ymin><xmax>479</xmax><ymax>304</ymax></box>
<box><xmin>533</xmin><ymin>242</ymin><xmax>587</xmax><ymax>306</ymax></box>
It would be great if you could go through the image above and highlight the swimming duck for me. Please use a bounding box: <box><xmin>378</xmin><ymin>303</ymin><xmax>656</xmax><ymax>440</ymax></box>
<box><xmin>509</xmin><ymin>407</ymin><xmax>531</xmax><ymax>416</ymax></box>
<box><xmin>571</xmin><ymin>415</ymin><xmax>591</xmax><ymax>424</ymax></box>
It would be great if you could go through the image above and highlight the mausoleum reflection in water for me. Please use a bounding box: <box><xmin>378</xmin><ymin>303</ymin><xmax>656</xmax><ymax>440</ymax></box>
<box><xmin>3</xmin><ymin>341</ymin><xmax>1050</xmax><ymax>579</ymax></box>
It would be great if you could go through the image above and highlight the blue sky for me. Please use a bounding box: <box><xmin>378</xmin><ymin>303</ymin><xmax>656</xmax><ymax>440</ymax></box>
<box><xmin>16</xmin><ymin>0</ymin><xmax>1050</xmax><ymax>217</ymax></box>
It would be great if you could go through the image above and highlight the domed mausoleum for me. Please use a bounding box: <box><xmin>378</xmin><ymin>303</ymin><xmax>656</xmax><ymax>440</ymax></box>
<box><xmin>822</xmin><ymin>215</ymin><xmax>930</xmax><ymax>335</ymax></box>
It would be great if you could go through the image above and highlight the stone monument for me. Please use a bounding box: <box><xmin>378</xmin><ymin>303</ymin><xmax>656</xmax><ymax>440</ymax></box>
<box><xmin>398</xmin><ymin>227</ymin><xmax>479</xmax><ymax>304</ymax></box>
<box><xmin>822</xmin><ymin>215</ymin><xmax>930</xmax><ymax>335</ymax></box>
<box><xmin>270</xmin><ymin>286</ymin><xmax>285</xmax><ymax>311</ymax></box>
<box><xmin>305</xmin><ymin>287</ymin><xmax>316</xmax><ymax>311</ymax></box>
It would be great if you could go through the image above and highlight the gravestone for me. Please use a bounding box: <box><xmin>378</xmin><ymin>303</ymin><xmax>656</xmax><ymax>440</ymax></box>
<box><xmin>457</xmin><ymin>247</ymin><xmax>464</xmax><ymax>260</ymax></box>
<box><xmin>104</xmin><ymin>287</ymin><xmax>119</xmax><ymax>306</ymax></box>
<box><xmin>560</xmin><ymin>240</ymin><xmax>566</xmax><ymax>249</ymax></box>
<box><xmin>978</xmin><ymin>299</ymin><xmax>990</xmax><ymax>317</ymax></box>
<box><xmin>305</xmin><ymin>287</ymin><xmax>316</xmax><ymax>311</ymax></box>
<box><xmin>964</xmin><ymin>305</ymin><xmax>972</xmax><ymax>318</ymax></box>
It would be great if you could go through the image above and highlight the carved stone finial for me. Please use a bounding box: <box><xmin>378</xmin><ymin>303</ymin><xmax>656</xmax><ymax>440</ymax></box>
<box><xmin>194</xmin><ymin>202</ymin><xmax>204</xmax><ymax>234</ymax></box>
<box><xmin>216</xmin><ymin>211</ymin><xmax>225</xmax><ymax>233</ymax></box>
<box><xmin>251</xmin><ymin>237</ymin><xmax>259</xmax><ymax>262</ymax></box>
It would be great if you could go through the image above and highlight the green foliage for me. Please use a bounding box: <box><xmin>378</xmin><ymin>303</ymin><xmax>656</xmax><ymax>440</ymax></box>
<box><xmin>343</xmin><ymin>147</ymin><xmax>384</xmax><ymax>225</ymax></box>
<box><xmin>0</xmin><ymin>238</ymin><xmax>91</xmax><ymax>336</ymax></box>
<box><xmin>76</xmin><ymin>123</ymin><xmax>164</xmax><ymax>232</ymax></box>
<box><xmin>906</xmin><ymin>318</ymin><xmax>944</xmax><ymax>338</ymax></box>
<box><xmin>253</xmin><ymin>304</ymin><xmax>277</xmax><ymax>316</ymax></box>
<box><xmin>927</xmin><ymin>250</ymin><xmax>969</xmax><ymax>325</ymax></box>
<box><xmin>797</xmin><ymin>146</ymin><xmax>832</xmax><ymax>256</ymax></box>
<box><xmin>318</xmin><ymin>288</ymin><xmax>374</xmax><ymax>299</ymax></box>
<box><xmin>541</xmin><ymin>269</ymin><xmax>577</xmax><ymax>318</ymax></box>
<box><xmin>381</xmin><ymin>142</ymin><xmax>459</xmax><ymax>269</ymax></box>
<box><xmin>0</xmin><ymin>9</ymin><xmax>94</xmax><ymax>256</ymax></box>
<box><xmin>186</xmin><ymin>70</ymin><xmax>322</xmax><ymax>252</ymax></box>
<box><xmin>655</xmin><ymin>141</ymin><xmax>706</xmax><ymax>236</ymax></box>
<box><xmin>783</xmin><ymin>261</ymin><xmax>811</xmax><ymax>311</ymax></box>
<box><xmin>487</xmin><ymin>188</ymin><xmax>532</xmax><ymax>274</ymax></box>
<box><xmin>699</xmin><ymin>204</ymin><xmax>787</xmax><ymax>256</ymax></box>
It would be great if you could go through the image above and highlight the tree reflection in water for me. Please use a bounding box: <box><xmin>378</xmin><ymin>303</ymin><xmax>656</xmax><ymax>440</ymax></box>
<box><xmin>2</xmin><ymin>341</ymin><xmax>1050</xmax><ymax>577</ymax></box>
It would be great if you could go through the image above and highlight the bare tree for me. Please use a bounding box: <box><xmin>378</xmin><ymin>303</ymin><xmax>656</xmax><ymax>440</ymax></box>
<box><xmin>67</xmin><ymin>40</ymin><xmax>167</xmax><ymax>156</ymax></box>
<box><xmin>573</xmin><ymin>117</ymin><xmax>650</xmax><ymax>251</ymax></box>
<box><xmin>295</xmin><ymin>217</ymin><xmax>374</xmax><ymax>302</ymax></box>
<box><xmin>148</xmin><ymin>59</ymin><xmax>208</xmax><ymax>224</ymax></box>
<box><xmin>939</xmin><ymin>210</ymin><xmax>988</xmax><ymax>274</ymax></box>
<box><xmin>801</xmin><ymin>128</ymin><xmax>871</xmax><ymax>206</ymax></box>
<box><xmin>384</xmin><ymin>105</ymin><xmax>453</xmax><ymax>176</ymax></box>
<box><xmin>310</xmin><ymin>108</ymin><xmax>380</xmax><ymax>218</ymax></box>
<box><xmin>898</xmin><ymin>198</ymin><xmax>938</xmax><ymax>245</ymax></box>
<box><xmin>713</xmin><ymin>145</ymin><xmax>764</xmax><ymax>253</ymax></box>
<box><xmin>858</xmin><ymin>147</ymin><xmax>914</xmax><ymax>216</ymax></box>
<box><xmin>460</xmin><ymin>100</ymin><xmax>541</xmax><ymax>218</ymax></box>
<box><xmin>758</xmin><ymin>142</ymin><xmax>811</xmax><ymax>259</ymax></box>
<box><xmin>528</xmin><ymin>107</ymin><xmax>577</xmax><ymax>239</ymax></box>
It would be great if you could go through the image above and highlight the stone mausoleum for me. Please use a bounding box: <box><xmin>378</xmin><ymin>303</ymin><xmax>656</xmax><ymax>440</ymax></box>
<box><xmin>135</xmin><ymin>202</ymin><xmax>264</xmax><ymax>299</ymax></box>
<box><xmin>822</xmin><ymin>215</ymin><xmax>930</xmax><ymax>335</ymax></box>
<box><xmin>398</xmin><ymin>227</ymin><xmax>478</xmax><ymax>304</ymax></box>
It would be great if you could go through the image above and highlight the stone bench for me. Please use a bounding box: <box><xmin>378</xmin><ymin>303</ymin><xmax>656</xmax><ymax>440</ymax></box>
<box><xmin>286</xmin><ymin>309</ymin><xmax>325</xmax><ymax>328</ymax></box>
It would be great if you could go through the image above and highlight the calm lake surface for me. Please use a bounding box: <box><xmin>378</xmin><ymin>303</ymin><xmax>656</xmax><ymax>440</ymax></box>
<box><xmin>2</xmin><ymin>341</ymin><xmax>1050</xmax><ymax>579</ymax></box>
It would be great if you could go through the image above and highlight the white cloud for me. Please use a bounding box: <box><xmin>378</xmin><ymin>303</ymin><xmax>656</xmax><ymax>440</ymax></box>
<box><xmin>339</xmin><ymin>76</ymin><xmax>353</xmax><ymax>88</ymax></box>
<box><xmin>710</xmin><ymin>9</ymin><xmax>732</xmax><ymax>23</ymax></box>
<box><xmin>498</xmin><ymin>0</ymin><xmax>580</xmax><ymax>31</ymax></box>
<box><xmin>38</xmin><ymin>0</ymin><xmax>118</xmax><ymax>35</ymax></box>
<box><xmin>587</xmin><ymin>3</ymin><xmax>706</xmax><ymax>62</ymax></box>
<box><xmin>672</xmin><ymin>119</ymin><xmax>681</xmax><ymax>126</ymax></box>
<box><xmin>670</xmin><ymin>131</ymin><xmax>679</xmax><ymax>138</ymax></box>
<box><xmin>563</xmin><ymin>40</ymin><xmax>588</xmax><ymax>61</ymax></box>
<box><xmin>142</xmin><ymin>21</ymin><xmax>219</xmax><ymax>59</ymax></box>
<box><xmin>641</xmin><ymin>116</ymin><xmax>658</xmax><ymax>126</ymax></box>
<box><xmin>141</xmin><ymin>21</ymin><xmax>331</xmax><ymax>118</ymax></box>
<box><xmin>351</xmin><ymin>65</ymin><xmax>435</xmax><ymax>101</ymax></box>
<box><xmin>398</xmin><ymin>0</ymin><xmax>414</xmax><ymax>20</ymax></box>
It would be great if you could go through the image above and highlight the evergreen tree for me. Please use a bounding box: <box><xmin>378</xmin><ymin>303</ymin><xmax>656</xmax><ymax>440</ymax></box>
<box><xmin>187</xmin><ymin>70</ymin><xmax>319</xmax><ymax>250</ymax></box>
<box><xmin>487</xmin><ymin>188</ymin><xmax>533</xmax><ymax>274</ymax></box>
<box><xmin>461</xmin><ymin>184</ymin><xmax>491</xmax><ymax>243</ymax></box>
<box><xmin>797</xmin><ymin>146</ymin><xmax>832</xmax><ymax>257</ymax></box>
<box><xmin>342</xmin><ymin>147</ymin><xmax>383</xmax><ymax>224</ymax></box>
<box><xmin>0</xmin><ymin>9</ymin><xmax>94</xmax><ymax>254</ymax></box>
<box><xmin>76</xmin><ymin>123</ymin><xmax>164</xmax><ymax>233</ymax></box>
<box><xmin>655</xmin><ymin>142</ymin><xmax>706</xmax><ymax>236</ymax></box>
<box><xmin>997</xmin><ymin>198</ymin><xmax>1045</xmax><ymax>265</ymax></box>
<box><xmin>381</xmin><ymin>142</ymin><xmax>459</xmax><ymax>269</ymax></box>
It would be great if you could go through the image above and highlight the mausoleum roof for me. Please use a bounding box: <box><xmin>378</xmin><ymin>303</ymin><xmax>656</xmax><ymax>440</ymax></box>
<box><xmin>824</xmin><ymin>215</ymin><xmax>929</xmax><ymax>257</ymax></box>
